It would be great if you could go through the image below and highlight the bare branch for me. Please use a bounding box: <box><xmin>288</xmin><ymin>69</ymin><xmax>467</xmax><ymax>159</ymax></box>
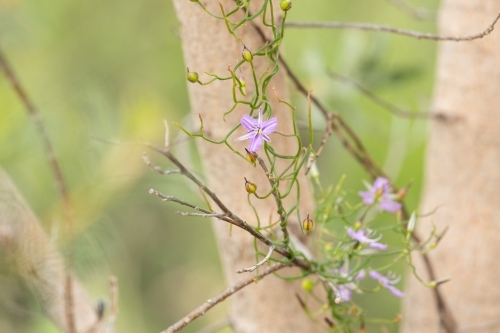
<box><xmin>161</xmin><ymin>263</ymin><xmax>293</xmax><ymax>333</ymax></box>
<box><xmin>176</xmin><ymin>211</ymin><xmax>226</xmax><ymax>219</ymax></box>
<box><xmin>236</xmin><ymin>245</ymin><xmax>275</xmax><ymax>273</ymax></box>
<box><xmin>147</xmin><ymin>146</ymin><xmax>311</xmax><ymax>270</ymax></box>
<box><xmin>142</xmin><ymin>153</ymin><xmax>181</xmax><ymax>176</ymax></box>
<box><xmin>285</xmin><ymin>12</ymin><xmax>500</xmax><ymax>41</ymax></box>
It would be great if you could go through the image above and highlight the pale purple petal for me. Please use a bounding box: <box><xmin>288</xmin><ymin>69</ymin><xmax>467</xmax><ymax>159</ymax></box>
<box><xmin>380</xmin><ymin>199</ymin><xmax>402</xmax><ymax>213</ymax></box>
<box><xmin>373</xmin><ymin>177</ymin><xmax>390</xmax><ymax>191</ymax></box>
<box><xmin>338</xmin><ymin>285</ymin><xmax>352</xmax><ymax>302</ymax></box>
<box><xmin>261</xmin><ymin>133</ymin><xmax>271</xmax><ymax>142</ymax></box>
<box><xmin>369</xmin><ymin>270</ymin><xmax>384</xmax><ymax>283</ymax></box>
<box><xmin>248</xmin><ymin>135</ymin><xmax>264</xmax><ymax>152</ymax></box>
<box><xmin>240</xmin><ymin>114</ymin><xmax>257</xmax><ymax>132</ymax></box>
<box><xmin>347</xmin><ymin>228</ymin><xmax>366</xmax><ymax>242</ymax></box>
<box><xmin>387</xmin><ymin>285</ymin><xmax>405</xmax><ymax>298</ymax></box>
<box><xmin>261</xmin><ymin>117</ymin><xmax>278</xmax><ymax>134</ymax></box>
<box><xmin>358</xmin><ymin>190</ymin><xmax>375</xmax><ymax>205</ymax></box>
<box><xmin>369</xmin><ymin>242</ymin><xmax>388</xmax><ymax>250</ymax></box>
<box><xmin>355</xmin><ymin>269</ymin><xmax>366</xmax><ymax>280</ymax></box>
<box><xmin>237</xmin><ymin>108</ymin><xmax>277</xmax><ymax>152</ymax></box>
<box><xmin>257</xmin><ymin>108</ymin><xmax>263</xmax><ymax>126</ymax></box>
<box><xmin>236</xmin><ymin>132</ymin><xmax>257</xmax><ymax>141</ymax></box>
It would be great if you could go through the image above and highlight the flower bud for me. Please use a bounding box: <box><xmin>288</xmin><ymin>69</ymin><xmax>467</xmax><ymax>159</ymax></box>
<box><xmin>242</xmin><ymin>46</ymin><xmax>253</xmax><ymax>62</ymax></box>
<box><xmin>301</xmin><ymin>278</ymin><xmax>313</xmax><ymax>292</ymax></box>
<box><xmin>186</xmin><ymin>68</ymin><xmax>199</xmax><ymax>83</ymax></box>
<box><xmin>245</xmin><ymin>149</ymin><xmax>257</xmax><ymax>164</ymax></box>
<box><xmin>302</xmin><ymin>214</ymin><xmax>313</xmax><ymax>235</ymax></box>
<box><xmin>279</xmin><ymin>0</ymin><xmax>292</xmax><ymax>11</ymax></box>
<box><xmin>353</xmin><ymin>220</ymin><xmax>362</xmax><ymax>231</ymax></box>
<box><xmin>244</xmin><ymin>177</ymin><xmax>257</xmax><ymax>194</ymax></box>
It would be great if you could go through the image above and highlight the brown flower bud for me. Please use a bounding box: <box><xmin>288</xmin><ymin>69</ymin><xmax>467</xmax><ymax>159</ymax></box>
<box><xmin>302</xmin><ymin>214</ymin><xmax>313</xmax><ymax>235</ymax></box>
<box><xmin>244</xmin><ymin>177</ymin><xmax>257</xmax><ymax>194</ymax></box>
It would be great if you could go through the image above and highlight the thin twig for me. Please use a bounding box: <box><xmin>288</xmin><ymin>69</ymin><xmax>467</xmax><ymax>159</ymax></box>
<box><xmin>150</xmin><ymin>190</ymin><xmax>237</xmax><ymax>226</ymax></box>
<box><xmin>0</xmin><ymin>47</ymin><xmax>76</xmax><ymax>333</ymax></box>
<box><xmin>146</xmin><ymin>149</ymin><xmax>310</xmax><ymax>270</ymax></box>
<box><xmin>305</xmin><ymin>114</ymin><xmax>334</xmax><ymax>175</ymax></box>
<box><xmin>236</xmin><ymin>245</ymin><xmax>275</xmax><ymax>273</ymax></box>
<box><xmin>176</xmin><ymin>211</ymin><xmax>226</xmax><ymax>218</ymax></box>
<box><xmin>285</xmin><ymin>12</ymin><xmax>500</xmax><ymax>41</ymax></box>
<box><xmin>142</xmin><ymin>153</ymin><xmax>181</xmax><ymax>176</ymax></box>
<box><xmin>254</xmin><ymin>153</ymin><xmax>289</xmax><ymax>244</ymax></box>
<box><xmin>161</xmin><ymin>263</ymin><xmax>293</xmax><ymax>333</ymax></box>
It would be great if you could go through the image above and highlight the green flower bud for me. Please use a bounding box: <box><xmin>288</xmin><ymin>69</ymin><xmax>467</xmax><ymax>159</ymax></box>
<box><xmin>279</xmin><ymin>0</ymin><xmax>292</xmax><ymax>11</ymax></box>
<box><xmin>244</xmin><ymin>177</ymin><xmax>257</xmax><ymax>194</ymax></box>
<box><xmin>353</xmin><ymin>220</ymin><xmax>362</xmax><ymax>231</ymax></box>
<box><xmin>301</xmin><ymin>278</ymin><xmax>314</xmax><ymax>292</ymax></box>
<box><xmin>186</xmin><ymin>68</ymin><xmax>199</xmax><ymax>83</ymax></box>
<box><xmin>242</xmin><ymin>46</ymin><xmax>253</xmax><ymax>62</ymax></box>
<box><xmin>302</xmin><ymin>214</ymin><xmax>313</xmax><ymax>235</ymax></box>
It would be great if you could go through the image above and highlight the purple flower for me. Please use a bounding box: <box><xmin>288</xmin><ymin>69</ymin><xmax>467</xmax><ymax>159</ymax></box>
<box><xmin>236</xmin><ymin>108</ymin><xmax>277</xmax><ymax>152</ymax></box>
<box><xmin>359</xmin><ymin>177</ymin><xmax>402</xmax><ymax>213</ymax></box>
<box><xmin>334</xmin><ymin>267</ymin><xmax>366</xmax><ymax>302</ymax></box>
<box><xmin>369</xmin><ymin>270</ymin><xmax>405</xmax><ymax>298</ymax></box>
<box><xmin>347</xmin><ymin>228</ymin><xmax>388</xmax><ymax>250</ymax></box>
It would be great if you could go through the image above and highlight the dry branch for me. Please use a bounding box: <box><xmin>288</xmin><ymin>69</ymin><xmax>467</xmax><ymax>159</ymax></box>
<box><xmin>286</xmin><ymin>12</ymin><xmax>500</xmax><ymax>41</ymax></box>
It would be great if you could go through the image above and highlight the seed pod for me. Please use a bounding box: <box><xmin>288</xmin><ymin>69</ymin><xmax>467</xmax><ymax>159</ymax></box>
<box><xmin>242</xmin><ymin>46</ymin><xmax>253</xmax><ymax>62</ymax></box>
<box><xmin>244</xmin><ymin>177</ymin><xmax>257</xmax><ymax>194</ymax></box>
<box><xmin>280</xmin><ymin>0</ymin><xmax>292</xmax><ymax>11</ymax></box>
<box><xmin>301</xmin><ymin>278</ymin><xmax>314</xmax><ymax>292</ymax></box>
<box><xmin>302</xmin><ymin>214</ymin><xmax>313</xmax><ymax>235</ymax></box>
<box><xmin>186</xmin><ymin>68</ymin><xmax>199</xmax><ymax>83</ymax></box>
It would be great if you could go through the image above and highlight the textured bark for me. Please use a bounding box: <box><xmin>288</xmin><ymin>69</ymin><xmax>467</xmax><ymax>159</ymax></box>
<box><xmin>0</xmin><ymin>169</ymin><xmax>105</xmax><ymax>333</ymax></box>
<box><xmin>172</xmin><ymin>1</ymin><xmax>321</xmax><ymax>332</ymax></box>
<box><xmin>402</xmin><ymin>2</ymin><xmax>500</xmax><ymax>332</ymax></box>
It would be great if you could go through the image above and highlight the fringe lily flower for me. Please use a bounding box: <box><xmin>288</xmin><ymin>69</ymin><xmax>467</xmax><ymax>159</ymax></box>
<box><xmin>359</xmin><ymin>177</ymin><xmax>402</xmax><ymax>213</ymax></box>
<box><xmin>369</xmin><ymin>270</ymin><xmax>405</xmax><ymax>298</ymax></box>
<box><xmin>333</xmin><ymin>267</ymin><xmax>366</xmax><ymax>303</ymax></box>
<box><xmin>347</xmin><ymin>228</ymin><xmax>388</xmax><ymax>250</ymax></box>
<box><xmin>236</xmin><ymin>108</ymin><xmax>277</xmax><ymax>152</ymax></box>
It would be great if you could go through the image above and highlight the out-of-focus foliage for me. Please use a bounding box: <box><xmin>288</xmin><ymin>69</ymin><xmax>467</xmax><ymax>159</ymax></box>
<box><xmin>0</xmin><ymin>0</ymin><xmax>438</xmax><ymax>332</ymax></box>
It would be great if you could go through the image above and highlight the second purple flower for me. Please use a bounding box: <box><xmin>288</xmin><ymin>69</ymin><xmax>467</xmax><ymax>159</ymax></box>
<box><xmin>236</xmin><ymin>108</ymin><xmax>277</xmax><ymax>152</ymax></box>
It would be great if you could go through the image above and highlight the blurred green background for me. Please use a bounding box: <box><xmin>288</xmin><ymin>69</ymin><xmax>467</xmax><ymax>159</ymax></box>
<box><xmin>0</xmin><ymin>0</ymin><xmax>439</xmax><ymax>332</ymax></box>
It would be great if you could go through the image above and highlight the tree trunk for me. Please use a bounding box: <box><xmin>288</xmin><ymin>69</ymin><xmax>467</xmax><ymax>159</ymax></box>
<box><xmin>0</xmin><ymin>168</ymin><xmax>105</xmax><ymax>333</ymax></box>
<box><xmin>172</xmin><ymin>1</ymin><xmax>321</xmax><ymax>332</ymax></box>
<box><xmin>403</xmin><ymin>2</ymin><xmax>500</xmax><ymax>332</ymax></box>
